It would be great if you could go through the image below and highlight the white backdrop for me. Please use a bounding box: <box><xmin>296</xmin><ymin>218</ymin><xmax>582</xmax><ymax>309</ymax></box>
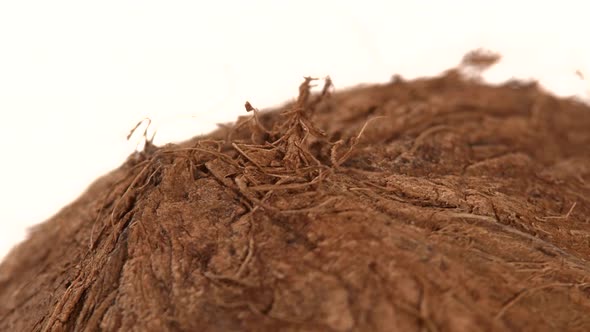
<box><xmin>1</xmin><ymin>0</ymin><xmax>589</xmax><ymax>261</ymax></box>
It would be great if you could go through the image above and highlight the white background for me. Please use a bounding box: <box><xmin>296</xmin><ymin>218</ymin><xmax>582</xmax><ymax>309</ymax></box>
<box><xmin>1</xmin><ymin>0</ymin><xmax>589</xmax><ymax>261</ymax></box>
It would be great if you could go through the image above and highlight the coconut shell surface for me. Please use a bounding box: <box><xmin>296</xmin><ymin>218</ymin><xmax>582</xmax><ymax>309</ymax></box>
<box><xmin>1</xmin><ymin>66</ymin><xmax>590</xmax><ymax>331</ymax></box>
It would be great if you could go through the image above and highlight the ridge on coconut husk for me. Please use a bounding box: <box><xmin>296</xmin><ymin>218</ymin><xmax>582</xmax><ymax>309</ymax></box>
<box><xmin>1</xmin><ymin>51</ymin><xmax>590</xmax><ymax>332</ymax></box>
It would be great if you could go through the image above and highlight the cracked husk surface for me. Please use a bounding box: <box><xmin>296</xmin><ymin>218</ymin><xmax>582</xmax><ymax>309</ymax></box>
<box><xmin>1</xmin><ymin>62</ymin><xmax>590</xmax><ymax>331</ymax></box>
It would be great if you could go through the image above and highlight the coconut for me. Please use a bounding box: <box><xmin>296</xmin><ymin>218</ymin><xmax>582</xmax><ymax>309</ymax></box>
<box><xmin>1</xmin><ymin>57</ymin><xmax>590</xmax><ymax>331</ymax></box>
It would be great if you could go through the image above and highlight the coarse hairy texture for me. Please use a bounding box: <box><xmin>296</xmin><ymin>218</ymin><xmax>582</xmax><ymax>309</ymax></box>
<box><xmin>1</xmin><ymin>61</ymin><xmax>590</xmax><ymax>332</ymax></box>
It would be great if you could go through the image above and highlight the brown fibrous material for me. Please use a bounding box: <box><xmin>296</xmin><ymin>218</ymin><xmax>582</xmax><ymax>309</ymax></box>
<box><xmin>1</xmin><ymin>56</ymin><xmax>590</xmax><ymax>332</ymax></box>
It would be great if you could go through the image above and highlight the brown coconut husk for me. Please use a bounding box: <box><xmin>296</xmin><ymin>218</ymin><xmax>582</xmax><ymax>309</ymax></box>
<box><xmin>1</xmin><ymin>54</ymin><xmax>590</xmax><ymax>332</ymax></box>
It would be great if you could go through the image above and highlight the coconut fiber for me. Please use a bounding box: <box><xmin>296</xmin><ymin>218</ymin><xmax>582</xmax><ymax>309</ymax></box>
<box><xmin>1</xmin><ymin>55</ymin><xmax>590</xmax><ymax>332</ymax></box>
